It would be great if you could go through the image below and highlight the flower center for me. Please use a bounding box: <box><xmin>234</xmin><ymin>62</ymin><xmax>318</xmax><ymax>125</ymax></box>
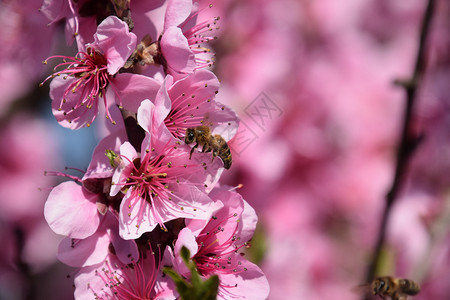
<box><xmin>115</xmin><ymin>141</ymin><xmax>204</xmax><ymax>231</ymax></box>
<box><xmin>41</xmin><ymin>48</ymin><xmax>117</xmax><ymax>126</ymax></box>
<box><xmin>193</xmin><ymin>213</ymin><xmax>247</xmax><ymax>277</ymax></box>
<box><xmin>165</xmin><ymin>93</ymin><xmax>210</xmax><ymax>140</ymax></box>
<box><xmin>92</xmin><ymin>251</ymin><xmax>160</xmax><ymax>300</ymax></box>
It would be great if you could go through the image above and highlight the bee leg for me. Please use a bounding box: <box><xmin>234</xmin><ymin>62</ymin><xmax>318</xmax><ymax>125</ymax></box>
<box><xmin>189</xmin><ymin>143</ymin><xmax>198</xmax><ymax>159</ymax></box>
<box><xmin>203</xmin><ymin>144</ymin><xmax>212</xmax><ymax>153</ymax></box>
<box><xmin>211</xmin><ymin>149</ymin><xmax>218</xmax><ymax>162</ymax></box>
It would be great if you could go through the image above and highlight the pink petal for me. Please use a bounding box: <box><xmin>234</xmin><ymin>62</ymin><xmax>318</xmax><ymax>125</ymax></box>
<box><xmin>44</xmin><ymin>181</ymin><xmax>101</xmax><ymax>239</ymax></box>
<box><xmin>205</xmin><ymin>188</ymin><xmax>245</xmax><ymax>247</ymax></box>
<box><xmin>90</xmin><ymin>16</ymin><xmax>137</xmax><ymax>75</ymax></box>
<box><xmin>188</xmin><ymin>151</ymin><xmax>224</xmax><ymax>193</ymax></box>
<box><xmin>72</xmin><ymin>16</ymin><xmax>97</xmax><ymax>48</ymax></box>
<box><xmin>57</xmin><ymin>212</ymin><xmax>121</xmax><ymax>267</ymax></box>
<box><xmin>219</xmin><ymin>259</ymin><xmax>270</xmax><ymax>300</ymax></box>
<box><xmin>83</xmin><ymin>133</ymin><xmax>124</xmax><ymax>181</ymax></box>
<box><xmin>110</xmin><ymin>141</ymin><xmax>138</xmax><ymax>196</ymax></box>
<box><xmin>40</xmin><ymin>0</ymin><xmax>69</xmax><ymax>23</ymax></box>
<box><xmin>129</xmin><ymin>0</ymin><xmax>165</xmax><ymax>42</ymax></box>
<box><xmin>160</xmin><ymin>26</ymin><xmax>195</xmax><ymax>74</ymax></box>
<box><xmin>174</xmin><ymin>228</ymin><xmax>198</xmax><ymax>258</ymax></box>
<box><xmin>165</xmin><ymin>69</ymin><xmax>220</xmax><ymax>126</ymax></box>
<box><xmin>73</xmin><ymin>255</ymin><xmax>123</xmax><ymax>299</ymax></box>
<box><xmin>239</xmin><ymin>199</ymin><xmax>258</xmax><ymax>243</ymax></box>
<box><xmin>136</xmin><ymin>99</ymin><xmax>172</xmax><ymax>152</ymax></box>
<box><xmin>185</xmin><ymin>200</ymin><xmax>224</xmax><ymax>237</ymax></box>
<box><xmin>57</xmin><ymin>233</ymin><xmax>110</xmax><ymax>267</ymax></box>
<box><xmin>164</xmin><ymin>0</ymin><xmax>193</xmax><ymax>30</ymax></box>
<box><xmin>118</xmin><ymin>192</ymin><xmax>156</xmax><ymax>240</ymax></box>
<box><xmin>209</xmin><ymin>101</ymin><xmax>240</xmax><ymax>142</ymax></box>
<box><xmin>137</xmin><ymin>99</ymin><xmax>157</xmax><ymax>135</ymax></box>
<box><xmin>109</xmin><ymin>225</ymin><xmax>139</xmax><ymax>264</ymax></box>
<box><xmin>110</xmin><ymin>73</ymin><xmax>161</xmax><ymax>112</ymax></box>
<box><xmin>74</xmin><ymin>262</ymin><xmax>106</xmax><ymax>300</ymax></box>
<box><xmin>153</xmin><ymin>272</ymin><xmax>178</xmax><ymax>299</ymax></box>
<box><xmin>50</xmin><ymin>76</ymin><xmax>97</xmax><ymax>129</ymax></box>
<box><xmin>170</xmin><ymin>69</ymin><xmax>220</xmax><ymax>97</ymax></box>
<box><xmin>154</xmin><ymin>78</ymin><xmax>173</xmax><ymax>124</ymax></box>
<box><xmin>119</xmin><ymin>184</ymin><xmax>213</xmax><ymax>240</ymax></box>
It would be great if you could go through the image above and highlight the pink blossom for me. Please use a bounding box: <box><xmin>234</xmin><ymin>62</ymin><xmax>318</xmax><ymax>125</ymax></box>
<box><xmin>159</xmin><ymin>0</ymin><xmax>220</xmax><ymax>76</ymax></box>
<box><xmin>168</xmin><ymin>187</ymin><xmax>269</xmax><ymax>299</ymax></box>
<box><xmin>74</xmin><ymin>247</ymin><xmax>176</xmax><ymax>300</ymax></box>
<box><xmin>42</xmin><ymin>16</ymin><xmax>160</xmax><ymax>129</ymax></box>
<box><xmin>44</xmin><ymin>126</ymin><xmax>128</xmax><ymax>240</ymax></box>
<box><xmin>44</xmin><ymin>148</ymin><xmax>138</xmax><ymax>269</ymax></box>
<box><xmin>155</xmin><ymin>69</ymin><xmax>238</xmax><ymax>142</ymax></box>
<box><xmin>110</xmin><ymin>100</ymin><xmax>223</xmax><ymax>239</ymax></box>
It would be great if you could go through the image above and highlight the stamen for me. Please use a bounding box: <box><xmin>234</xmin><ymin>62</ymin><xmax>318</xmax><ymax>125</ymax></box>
<box><xmin>40</xmin><ymin>48</ymin><xmax>117</xmax><ymax>126</ymax></box>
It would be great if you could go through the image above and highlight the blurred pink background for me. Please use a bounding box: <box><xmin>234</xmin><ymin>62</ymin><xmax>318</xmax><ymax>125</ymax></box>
<box><xmin>1</xmin><ymin>0</ymin><xmax>449</xmax><ymax>299</ymax></box>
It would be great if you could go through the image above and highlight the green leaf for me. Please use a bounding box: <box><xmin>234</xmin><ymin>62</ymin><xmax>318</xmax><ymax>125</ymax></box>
<box><xmin>197</xmin><ymin>274</ymin><xmax>219</xmax><ymax>300</ymax></box>
<box><xmin>163</xmin><ymin>267</ymin><xmax>191</xmax><ymax>297</ymax></box>
<box><xmin>180</xmin><ymin>245</ymin><xmax>191</xmax><ymax>265</ymax></box>
<box><xmin>163</xmin><ymin>246</ymin><xmax>220</xmax><ymax>300</ymax></box>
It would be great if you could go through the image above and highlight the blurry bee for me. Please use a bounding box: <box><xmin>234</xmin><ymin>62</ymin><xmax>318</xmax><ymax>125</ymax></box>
<box><xmin>354</xmin><ymin>276</ymin><xmax>420</xmax><ymax>300</ymax></box>
<box><xmin>185</xmin><ymin>125</ymin><xmax>232</xmax><ymax>169</ymax></box>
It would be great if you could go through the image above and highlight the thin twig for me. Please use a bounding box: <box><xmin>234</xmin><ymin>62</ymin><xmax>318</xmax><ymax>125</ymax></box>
<box><xmin>363</xmin><ymin>0</ymin><xmax>436</xmax><ymax>290</ymax></box>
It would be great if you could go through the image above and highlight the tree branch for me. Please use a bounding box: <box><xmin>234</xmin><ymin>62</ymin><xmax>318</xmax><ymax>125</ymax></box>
<box><xmin>363</xmin><ymin>0</ymin><xmax>436</xmax><ymax>289</ymax></box>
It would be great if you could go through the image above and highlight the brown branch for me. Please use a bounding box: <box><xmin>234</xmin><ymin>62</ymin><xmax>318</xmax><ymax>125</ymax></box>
<box><xmin>118</xmin><ymin>106</ymin><xmax>146</xmax><ymax>151</ymax></box>
<box><xmin>363</xmin><ymin>0</ymin><xmax>436</xmax><ymax>289</ymax></box>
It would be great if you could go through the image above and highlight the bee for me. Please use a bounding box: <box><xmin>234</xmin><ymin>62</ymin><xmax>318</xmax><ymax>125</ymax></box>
<box><xmin>185</xmin><ymin>125</ymin><xmax>232</xmax><ymax>169</ymax></box>
<box><xmin>354</xmin><ymin>276</ymin><xmax>420</xmax><ymax>300</ymax></box>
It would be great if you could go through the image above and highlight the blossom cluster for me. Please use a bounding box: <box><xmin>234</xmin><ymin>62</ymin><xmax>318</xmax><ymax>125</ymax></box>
<box><xmin>40</xmin><ymin>0</ymin><xmax>269</xmax><ymax>299</ymax></box>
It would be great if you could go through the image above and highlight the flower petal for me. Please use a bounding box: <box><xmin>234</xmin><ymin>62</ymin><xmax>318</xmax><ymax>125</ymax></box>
<box><xmin>44</xmin><ymin>181</ymin><xmax>101</xmax><ymax>239</ymax></box>
<box><xmin>239</xmin><ymin>199</ymin><xmax>258</xmax><ymax>243</ymax></box>
<box><xmin>118</xmin><ymin>192</ymin><xmax>156</xmax><ymax>240</ymax></box>
<box><xmin>57</xmin><ymin>232</ymin><xmax>110</xmax><ymax>267</ymax></box>
<box><xmin>164</xmin><ymin>0</ymin><xmax>193</xmax><ymax>29</ymax></box>
<box><xmin>137</xmin><ymin>99</ymin><xmax>158</xmax><ymax>135</ymax></box>
<box><xmin>50</xmin><ymin>76</ymin><xmax>97</xmax><ymax>130</ymax></box>
<box><xmin>160</xmin><ymin>26</ymin><xmax>195</xmax><ymax>74</ymax></box>
<box><xmin>110</xmin><ymin>141</ymin><xmax>138</xmax><ymax>196</ymax></box>
<box><xmin>90</xmin><ymin>16</ymin><xmax>137</xmax><ymax>75</ymax></box>
<box><xmin>109</xmin><ymin>225</ymin><xmax>139</xmax><ymax>264</ymax></box>
<box><xmin>185</xmin><ymin>200</ymin><xmax>224</xmax><ymax>237</ymax></box>
<box><xmin>83</xmin><ymin>133</ymin><xmax>124</xmax><ymax>181</ymax></box>
<box><xmin>110</xmin><ymin>73</ymin><xmax>161</xmax><ymax>113</ymax></box>
<box><xmin>119</xmin><ymin>183</ymin><xmax>213</xmax><ymax>240</ymax></box>
<box><xmin>174</xmin><ymin>227</ymin><xmax>198</xmax><ymax>258</ymax></box>
<box><xmin>218</xmin><ymin>259</ymin><xmax>270</xmax><ymax>300</ymax></box>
